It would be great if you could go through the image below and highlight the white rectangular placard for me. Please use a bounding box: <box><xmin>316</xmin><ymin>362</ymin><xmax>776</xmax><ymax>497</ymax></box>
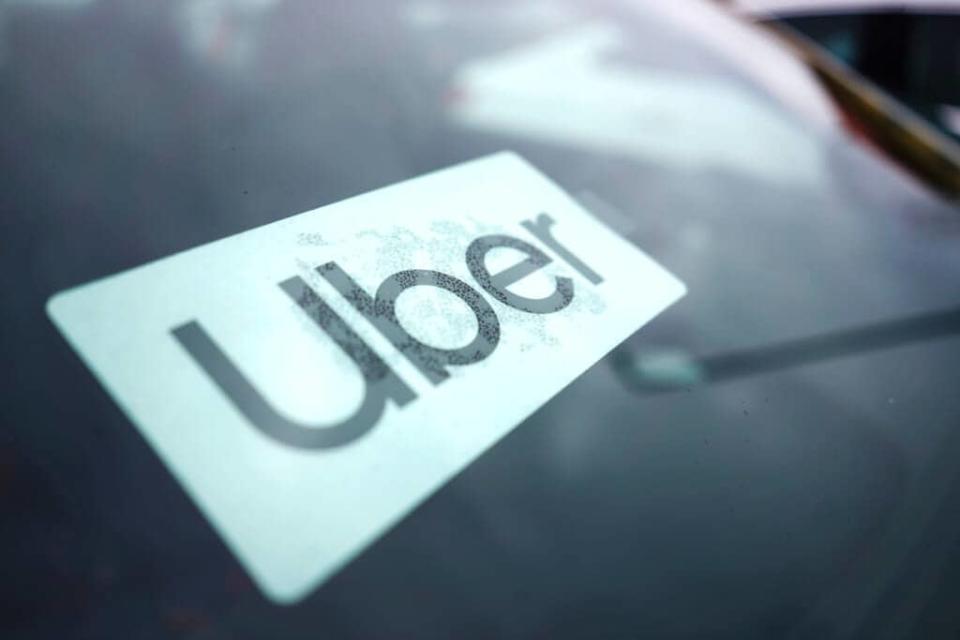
<box><xmin>47</xmin><ymin>152</ymin><xmax>685</xmax><ymax>604</ymax></box>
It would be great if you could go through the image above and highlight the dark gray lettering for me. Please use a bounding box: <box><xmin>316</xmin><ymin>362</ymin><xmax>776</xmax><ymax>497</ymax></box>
<box><xmin>171</xmin><ymin>276</ymin><xmax>416</xmax><ymax>450</ymax></box>
<box><xmin>466</xmin><ymin>234</ymin><xmax>573</xmax><ymax>314</ymax></box>
<box><xmin>522</xmin><ymin>213</ymin><xmax>604</xmax><ymax>284</ymax></box>
<box><xmin>319</xmin><ymin>264</ymin><xmax>501</xmax><ymax>385</ymax></box>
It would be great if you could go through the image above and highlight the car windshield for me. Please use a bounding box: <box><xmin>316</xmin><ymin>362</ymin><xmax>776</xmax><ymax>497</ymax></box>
<box><xmin>3</xmin><ymin>1</ymin><xmax>960</xmax><ymax>638</ymax></box>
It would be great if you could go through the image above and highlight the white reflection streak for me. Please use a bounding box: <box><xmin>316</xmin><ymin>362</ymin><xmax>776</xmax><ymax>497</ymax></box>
<box><xmin>447</xmin><ymin>22</ymin><xmax>826</xmax><ymax>187</ymax></box>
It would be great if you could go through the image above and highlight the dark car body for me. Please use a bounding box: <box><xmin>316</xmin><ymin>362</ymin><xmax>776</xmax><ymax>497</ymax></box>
<box><xmin>733</xmin><ymin>0</ymin><xmax>960</xmax><ymax>141</ymax></box>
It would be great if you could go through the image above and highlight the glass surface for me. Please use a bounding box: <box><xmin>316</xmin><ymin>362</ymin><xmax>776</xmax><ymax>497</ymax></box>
<box><xmin>2</xmin><ymin>0</ymin><xmax>960</xmax><ymax>637</ymax></box>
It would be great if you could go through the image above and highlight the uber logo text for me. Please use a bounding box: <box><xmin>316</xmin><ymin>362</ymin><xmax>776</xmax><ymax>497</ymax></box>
<box><xmin>172</xmin><ymin>214</ymin><xmax>602</xmax><ymax>449</ymax></box>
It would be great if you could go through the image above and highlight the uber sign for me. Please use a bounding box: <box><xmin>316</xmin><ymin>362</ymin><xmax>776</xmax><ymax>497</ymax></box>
<box><xmin>47</xmin><ymin>153</ymin><xmax>685</xmax><ymax>603</ymax></box>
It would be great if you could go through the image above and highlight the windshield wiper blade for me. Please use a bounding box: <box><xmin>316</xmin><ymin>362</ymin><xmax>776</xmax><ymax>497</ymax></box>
<box><xmin>613</xmin><ymin>306</ymin><xmax>960</xmax><ymax>393</ymax></box>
